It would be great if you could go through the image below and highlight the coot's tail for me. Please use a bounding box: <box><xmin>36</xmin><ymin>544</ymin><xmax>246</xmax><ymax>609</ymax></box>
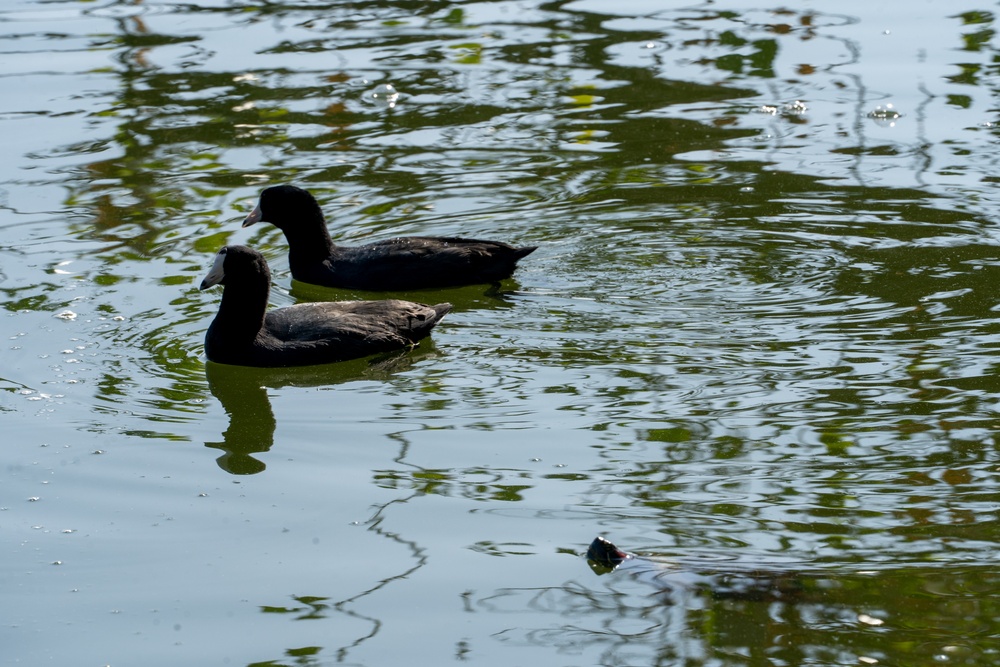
<box><xmin>513</xmin><ymin>245</ymin><xmax>538</xmax><ymax>260</ymax></box>
<box><xmin>432</xmin><ymin>303</ymin><xmax>453</xmax><ymax>322</ymax></box>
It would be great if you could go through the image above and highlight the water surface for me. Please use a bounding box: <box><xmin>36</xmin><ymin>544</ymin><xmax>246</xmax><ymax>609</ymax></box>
<box><xmin>3</xmin><ymin>1</ymin><xmax>1000</xmax><ymax>665</ymax></box>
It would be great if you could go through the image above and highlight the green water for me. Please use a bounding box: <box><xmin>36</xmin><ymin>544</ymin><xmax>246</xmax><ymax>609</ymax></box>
<box><xmin>3</xmin><ymin>1</ymin><xmax>999</xmax><ymax>665</ymax></box>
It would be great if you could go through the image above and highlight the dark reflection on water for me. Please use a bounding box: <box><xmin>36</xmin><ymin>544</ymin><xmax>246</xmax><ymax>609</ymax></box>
<box><xmin>288</xmin><ymin>277</ymin><xmax>527</xmax><ymax>309</ymax></box>
<box><xmin>205</xmin><ymin>346</ymin><xmax>441</xmax><ymax>474</ymax></box>
<box><xmin>205</xmin><ymin>363</ymin><xmax>277</xmax><ymax>475</ymax></box>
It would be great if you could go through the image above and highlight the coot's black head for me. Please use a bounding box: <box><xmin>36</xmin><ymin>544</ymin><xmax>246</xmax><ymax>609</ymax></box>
<box><xmin>199</xmin><ymin>245</ymin><xmax>271</xmax><ymax>291</ymax></box>
<box><xmin>242</xmin><ymin>184</ymin><xmax>324</xmax><ymax>231</ymax></box>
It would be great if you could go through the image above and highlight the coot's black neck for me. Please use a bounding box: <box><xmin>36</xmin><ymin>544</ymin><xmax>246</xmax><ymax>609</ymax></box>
<box><xmin>283</xmin><ymin>212</ymin><xmax>338</xmax><ymax>266</ymax></box>
<box><xmin>213</xmin><ymin>269</ymin><xmax>269</xmax><ymax>345</ymax></box>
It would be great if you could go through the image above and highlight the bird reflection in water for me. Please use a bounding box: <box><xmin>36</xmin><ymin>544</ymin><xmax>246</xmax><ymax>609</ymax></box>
<box><xmin>204</xmin><ymin>346</ymin><xmax>439</xmax><ymax>474</ymax></box>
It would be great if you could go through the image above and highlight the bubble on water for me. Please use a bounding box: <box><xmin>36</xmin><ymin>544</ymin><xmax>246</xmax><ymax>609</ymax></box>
<box><xmin>868</xmin><ymin>103</ymin><xmax>902</xmax><ymax>127</ymax></box>
<box><xmin>27</xmin><ymin>497</ymin><xmax>40</xmax><ymax>502</ymax></box>
<box><xmin>54</xmin><ymin>310</ymin><xmax>77</xmax><ymax>321</ymax></box>
<box><xmin>930</xmin><ymin>644</ymin><xmax>978</xmax><ymax>662</ymax></box>
<box><xmin>365</xmin><ymin>83</ymin><xmax>400</xmax><ymax>109</ymax></box>
<box><xmin>869</xmin><ymin>103</ymin><xmax>900</xmax><ymax>117</ymax></box>
<box><xmin>783</xmin><ymin>100</ymin><xmax>807</xmax><ymax>115</ymax></box>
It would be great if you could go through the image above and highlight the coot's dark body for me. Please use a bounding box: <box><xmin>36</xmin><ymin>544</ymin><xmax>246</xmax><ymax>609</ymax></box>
<box><xmin>243</xmin><ymin>185</ymin><xmax>536</xmax><ymax>290</ymax></box>
<box><xmin>200</xmin><ymin>245</ymin><xmax>450</xmax><ymax>368</ymax></box>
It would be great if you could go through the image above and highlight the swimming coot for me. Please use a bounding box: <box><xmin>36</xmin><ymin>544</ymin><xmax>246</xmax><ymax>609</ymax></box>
<box><xmin>242</xmin><ymin>184</ymin><xmax>537</xmax><ymax>290</ymax></box>
<box><xmin>199</xmin><ymin>245</ymin><xmax>451</xmax><ymax>367</ymax></box>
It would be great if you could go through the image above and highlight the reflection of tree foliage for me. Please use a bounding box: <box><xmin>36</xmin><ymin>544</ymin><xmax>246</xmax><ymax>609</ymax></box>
<box><xmin>246</xmin><ymin>637</ymin><xmax>324</xmax><ymax>667</ymax></box>
<box><xmin>66</xmin><ymin>0</ymin><xmax>766</xmax><ymax>250</ymax></box>
<box><xmin>18</xmin><ymin>2</ymin><xmax>999</xmax><ymax>665</ymax></box>
<box><xmin>374</xmin><ymin>465</ymin><xmax>534</xmax><ymax>501</ymax></box>
<box><xmin>54</xmin><ymin>0</ymin><xmax>775</xmax><ymax>440</ymax></box>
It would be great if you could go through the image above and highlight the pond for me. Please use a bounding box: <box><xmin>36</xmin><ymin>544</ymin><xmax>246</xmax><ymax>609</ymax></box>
<box><xmin>3</xmin><ymin>0</ymin><xmax>999</xmax><ymax>665</ymax></box>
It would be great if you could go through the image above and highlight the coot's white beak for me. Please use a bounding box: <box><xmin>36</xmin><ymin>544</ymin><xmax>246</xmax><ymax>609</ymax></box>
<box><xmin>200</xmin><ymin>247</ymin><xmax>227</xmax><ymax>290</ymax></box>
<box><xmin>242</xmin><ymin>200</ymin><xmax>262</xmax><ymax>228</ymax></box>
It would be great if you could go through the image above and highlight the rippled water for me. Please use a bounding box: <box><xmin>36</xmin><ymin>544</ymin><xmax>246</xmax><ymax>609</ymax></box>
<box><xmin>3</xmin><ymin>1</ymin><xmax>1000</xmax><ymax>665</ymax></box>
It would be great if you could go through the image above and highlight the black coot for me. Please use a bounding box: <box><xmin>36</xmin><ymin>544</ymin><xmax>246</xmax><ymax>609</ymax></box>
<box><xmin>200</xmin><ymin>245</ymin><xmax>451</xmax><ymax>367</ymax></box>
<box><xmin>242</xmin><ymin>184</ymin><xmax>536</xmax><ymax>290</ymax></box>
